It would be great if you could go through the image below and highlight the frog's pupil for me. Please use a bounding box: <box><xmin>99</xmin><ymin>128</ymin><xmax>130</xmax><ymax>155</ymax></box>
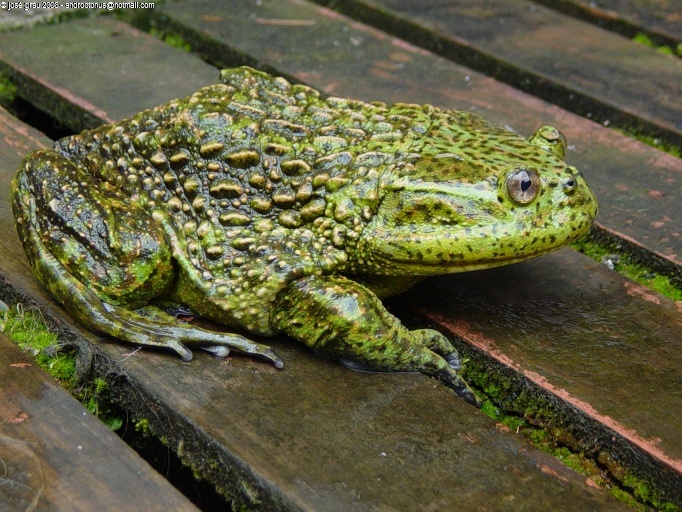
<box><xmin>521</xmin><ymin>178</ymin><xmax>532</xmax><ymax>192</ymax></box>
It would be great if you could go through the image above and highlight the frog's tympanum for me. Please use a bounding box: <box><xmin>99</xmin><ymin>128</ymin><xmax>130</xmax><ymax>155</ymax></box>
<box><xmin>12</xmin><ymin>67</ymin><xmax>597</xmax><ymax>405</ymax></box>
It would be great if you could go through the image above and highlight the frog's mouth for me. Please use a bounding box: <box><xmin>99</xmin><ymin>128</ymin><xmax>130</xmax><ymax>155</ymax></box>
<box><xmin>356</xmin><ymin>197</ymin><xmax>597</xmax><ymax>275</ymax></box>
<box><xmin>357</xmin><ymin>225</ymin><xmax>585</xmax><ymax>275</ymax></box>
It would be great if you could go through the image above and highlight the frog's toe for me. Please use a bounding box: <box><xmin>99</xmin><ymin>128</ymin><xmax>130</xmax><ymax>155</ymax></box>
<box><xmin>437</xmin><ymin>366</ymin><xmax>481</xmax><ymax>408</ymax></box>
<box><xmin>412</xmin><ymin>343</ymin><xmax>480</xmax><ymax>407</ymax></box>
<box><xmin>166</xmin><ymin>339</ymin><xmax>193</xmax><ymax>362</ymax></box>
<box><xmin>417</xmin><ymin>329</ymin><xmax>461</xmax><ymax>370</ymax></box>
<box><xmin>444</xmin><ymin>353</ymin><xmax>461</xmax><ymax>370</ymax></box>
<box><xmin>262</xmin><ymin>348</ymin><xmax>285</xmax><ymax>369</ymax></box>
<box><xmin>202</xmin><ymin>346</ymin><xmax>230</xmax><ymax>358</ymax></box>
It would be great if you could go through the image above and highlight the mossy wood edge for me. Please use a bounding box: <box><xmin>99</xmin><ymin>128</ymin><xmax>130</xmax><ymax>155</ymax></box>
<box><xmin>0</xmin><ymin>331</ymin><xmax>199</xmax><ymax>511</ymax></box>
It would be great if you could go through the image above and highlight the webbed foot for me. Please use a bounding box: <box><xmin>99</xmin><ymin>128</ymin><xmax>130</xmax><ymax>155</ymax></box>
<box><xmin>408</xmin><ymin>329</ymin><xmax>479</xmax><ymax>406</ymax></box>
<box><xmin>101</xmin><ymin>301</ymin><xmax>284</xmax><ymax>366</ymax></box>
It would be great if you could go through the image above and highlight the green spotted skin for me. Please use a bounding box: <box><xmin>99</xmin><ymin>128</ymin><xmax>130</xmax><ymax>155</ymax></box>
<box><xmin>11</xmin><ymin>67</ymin><xmax>597</xmax><ymax>405</ymax></box>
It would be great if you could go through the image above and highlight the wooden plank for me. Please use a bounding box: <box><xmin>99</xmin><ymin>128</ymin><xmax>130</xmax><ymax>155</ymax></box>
<box><xmin>310</xmin><ymin>0</ymin><xmax>682</xmax><ymax>148</ymax></box>
<box><xmin>0</xmin><ymin>17</ymin><xmax>218</xmax><ymax>132</ymax></box>
<box><xmin>0</xmin><ymin>309</ymin><xmax>631</xmax><ymax>511</ymax></box>
<box><xmin>0</xmin><ymin>22</ymin><xmax>632</xmax><ymax>512</ymax></box>
<box><xmin>532</xmin><ymin>0</ymin><xmax>682</xmax><ymax>50</ymax></box>
<box><xmin>0</xmin><ymin>101</ymin><xmax>51</xmax><ymax>160</ymax></box>
<box><xmin>401</xmin><ymin>250</ymin><xmax>682</xmax><ymax>504</ymax></box>
<box><xmin>0</xmin><ymin>333</ymin><xmax>199</xmax><ymax>512</ymax></box>
<box><xmin>141</xmin><ymin>0</ymin><xmax>682</xmax><ymax>280</ymax></box>
<box><xmin>0</xmin><ymin>8</ymin><xmax>69</xmax><ymax>32</ymax></box>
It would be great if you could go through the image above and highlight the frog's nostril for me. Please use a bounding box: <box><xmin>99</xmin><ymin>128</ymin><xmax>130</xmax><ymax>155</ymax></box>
<box><xmin>563</xmin><ymin>178</ymin><xmax>576</xmax><ymax>194</ymax></box>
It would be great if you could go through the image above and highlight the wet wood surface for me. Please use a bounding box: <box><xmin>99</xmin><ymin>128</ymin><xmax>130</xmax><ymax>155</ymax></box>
<box><xmin>403</xmin><ymin>251</ymin><xmax>682</xmax><ymax>502</ymax></box>
<box><xmin>0</xmin><ymin>19</ymin><xmax>217</xmax><ymax>132</ymax></box>
<box><xmin>0</xmin><ymin>329</ymin><xmax>199</xmax><ymax>511</ymax></box>
<box><xmin>0</xmin><ymin>1</ymin><xmax>680</xmax><ymax>509</ymax></box>
<box><xmin>531</xmin><ymin>0</ymin><xmax>682</xmax><ymax>49</ymax></box>
<box><xmin>311</xmin><ymin>0</ymin><xmax>682</xmax><ymax>148</ymax></box>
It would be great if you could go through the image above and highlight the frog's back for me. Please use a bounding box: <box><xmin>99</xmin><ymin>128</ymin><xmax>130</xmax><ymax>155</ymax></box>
<box><xmin>50</xmin><ymin>67</ymin><xmax>524</xmax><ymax>263</ymax></box>
<box><xmin>47</xmin><ymin>67</ymin><xmax>454</xmax><ymax>332</ymax></box>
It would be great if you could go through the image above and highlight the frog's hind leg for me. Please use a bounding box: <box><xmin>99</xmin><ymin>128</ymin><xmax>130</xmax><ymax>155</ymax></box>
<box><xmin>272</xmin><ymin>275</ymin><xmax>479</xmax><ymax>406</ymax></box>
<box><xmin>11</xmin><ymin>150</ymin><xmax>282</xmax><ymax>367</ymax></box>
<box><xmin>12</xmin><ymin>149</ymin><xmax>176</xmax><ymax>307</ymax></box>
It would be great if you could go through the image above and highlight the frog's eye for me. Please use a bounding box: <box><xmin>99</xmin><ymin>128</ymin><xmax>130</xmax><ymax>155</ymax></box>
<box><xmin>506</xmin><ymin>168</ymin><xmax>540</xmax><ymax>205</ymax></box>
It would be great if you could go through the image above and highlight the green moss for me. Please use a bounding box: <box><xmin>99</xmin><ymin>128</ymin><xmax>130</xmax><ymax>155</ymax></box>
<box><xmin>609</xmin><ymin>487</ymin><xmax>648</xmax><ymax>511</ymax></box>
<box><xmin>135</xmin><ymin>418</ymin><xmax>151</xmax><ymax>436</ymax></box>
<box><xmin>571</xmin><ymin>235</ymin><xmax>682</xmax><ymax>302</ymax></box>
<box><xmin>622</xmin><ymin>473</ymin><xmax>680</xmax><ymax>512</ymax></box>
<box><xmin>2</xmin><ymin>303</ymin><xmax>77</xmax><ymax>386</ymax></box>
<box><xmin>149</xmin><ymin>27</ymin><xmax>192</xmax><ymax>52</ymax></box>
<box><xmin>459</xmin><ymin>356</ymin><xmax>678</xmax><ymax>511</ymax></box>
<box><xmin>480</xmin><ymin>399</ymin><xmax>500</xmax><ymax>419</ymax></box>
<box><xmin>612</xmin><ymin>126</ymin><xmax>681</xmax><ymax>158</ymax></box>
<box><xmin>632</xmin><ymin>32</ymin><xmax>678</xmax><ymax>57</ymax></box>
<box><xmin>0</xmin><ymin>74</ymin><xmax>17</xmax><ymax>103</ymax></box>
<box><xmin>94</xmin><ymin>376</ymin><xmax>109</xmax><ymax>393</ymax></box>
<box><xmin>528</xmin><ymin>428</ymin><xmax>548</xmax><ymax>446</ymax></box>
<box><xmin>1</xmin><ymin>303</ymin><xmax>124</xmax><ymax>431</ymax></box>
<box><xmin>500</xmin><ymin>415</ymin><xmax>525</xmax><ymax>432</ymax></box>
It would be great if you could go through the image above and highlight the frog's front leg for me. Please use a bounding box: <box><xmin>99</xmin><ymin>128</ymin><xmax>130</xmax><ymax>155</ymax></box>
<box><xmin>271</xmin><ymin>275</ymin><xmax>480</xmax><ymax>406</ymax></box>
<box><xmin>11</xmin><ymin>149</ymin><xmax>282</xmax><ymax>367</ymax></box>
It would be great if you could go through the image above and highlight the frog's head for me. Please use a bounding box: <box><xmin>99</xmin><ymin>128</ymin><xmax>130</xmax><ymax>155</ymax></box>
<box><xmin>356</xmin><ymin>120</ymin><xmax>598</xmax><ymax>275</ymax></box>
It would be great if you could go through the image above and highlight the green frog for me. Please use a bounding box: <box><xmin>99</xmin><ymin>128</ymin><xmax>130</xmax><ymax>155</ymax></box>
<box><xmin>12</xmin><ymin>67</ymin><xmax>597</xmax><ymax>405</ymax></box>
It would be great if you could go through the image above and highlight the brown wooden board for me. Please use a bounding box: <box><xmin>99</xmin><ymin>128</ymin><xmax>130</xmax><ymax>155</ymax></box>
<box><xmin>0</xmin><ymin>333</ymin><xmax>199</xmax><ymax>511</ymax></box>
<box><xmin>532</xmin><ymin>0</ymin><xmax>682</xmax><ymax>50</ymax></box>
<box><xmin>0</xmin><ymin>17</ymin><xmax>218</xmax><ymax>133</ymax></box>
<box><xmin>0</xmin><ymin>114</ymin><xmax>628</xmax><ymax>510</ymax></box>
<box><xmin>310</xmin><ymin>0</ymin><xmax>682</xmax><ymax>148</ymax></box>
<box><xmin>0</xmin><ymin>8</ymin><xmax>680</xmax><ymax>506</ymax></box>
<box><xmin>139</xmin><ymin>0</ymin><xmax>682</xmax><ymax>280</ymax></box>
<box><xmin>401</xmin><ymin>251</ymin><xmax>682</xmax><ymax>505</ymax></box>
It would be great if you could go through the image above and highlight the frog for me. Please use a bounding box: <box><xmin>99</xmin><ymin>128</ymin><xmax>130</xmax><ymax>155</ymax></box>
<box><xmin>11</xmin><ymin>67</ymin><xmax>597</xmax><ymax>406</ymax></box>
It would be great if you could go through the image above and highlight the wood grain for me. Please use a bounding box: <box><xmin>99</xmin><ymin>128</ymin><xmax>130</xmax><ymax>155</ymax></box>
<box><xmin>0</xmin><ymin>331</ymin><xmax>198</xmax><ymax>511</ymax></box>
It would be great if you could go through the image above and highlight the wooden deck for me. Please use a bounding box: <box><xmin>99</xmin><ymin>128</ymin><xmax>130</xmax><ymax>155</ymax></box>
<box><xmin>0</xmin><ymin>1</ymin><xmax>680</xmax><ymax>510</ymax></box>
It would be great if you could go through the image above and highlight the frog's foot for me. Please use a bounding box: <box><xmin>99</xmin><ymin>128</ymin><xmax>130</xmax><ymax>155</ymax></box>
<box><xmin>414</xmin><ymin>329</ymin><xmax>462</xmax><ymax>370</ymax></box>
<box><xmin>146</xmin><ymin>303</ymin><xmax>232</xmax><ymax>357</ymax></box>
<box><xmin>106</xmin><ymin>302</ymin><xmax>283</xmax><ymax>366</ymax></box>
<box><xmin>405</xmin><ymin>329</ymin><xmax>479</xmax><ymax>406</ymax></box>
<box><xmin>272</xmin><ymin>275</ymin><xmax>480</xmax><ymax>406</ymax></box>
<box><xmin>340</xmin><ymin>329</ymin><xmax>461</xmax><ymax>373</ymax></box>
